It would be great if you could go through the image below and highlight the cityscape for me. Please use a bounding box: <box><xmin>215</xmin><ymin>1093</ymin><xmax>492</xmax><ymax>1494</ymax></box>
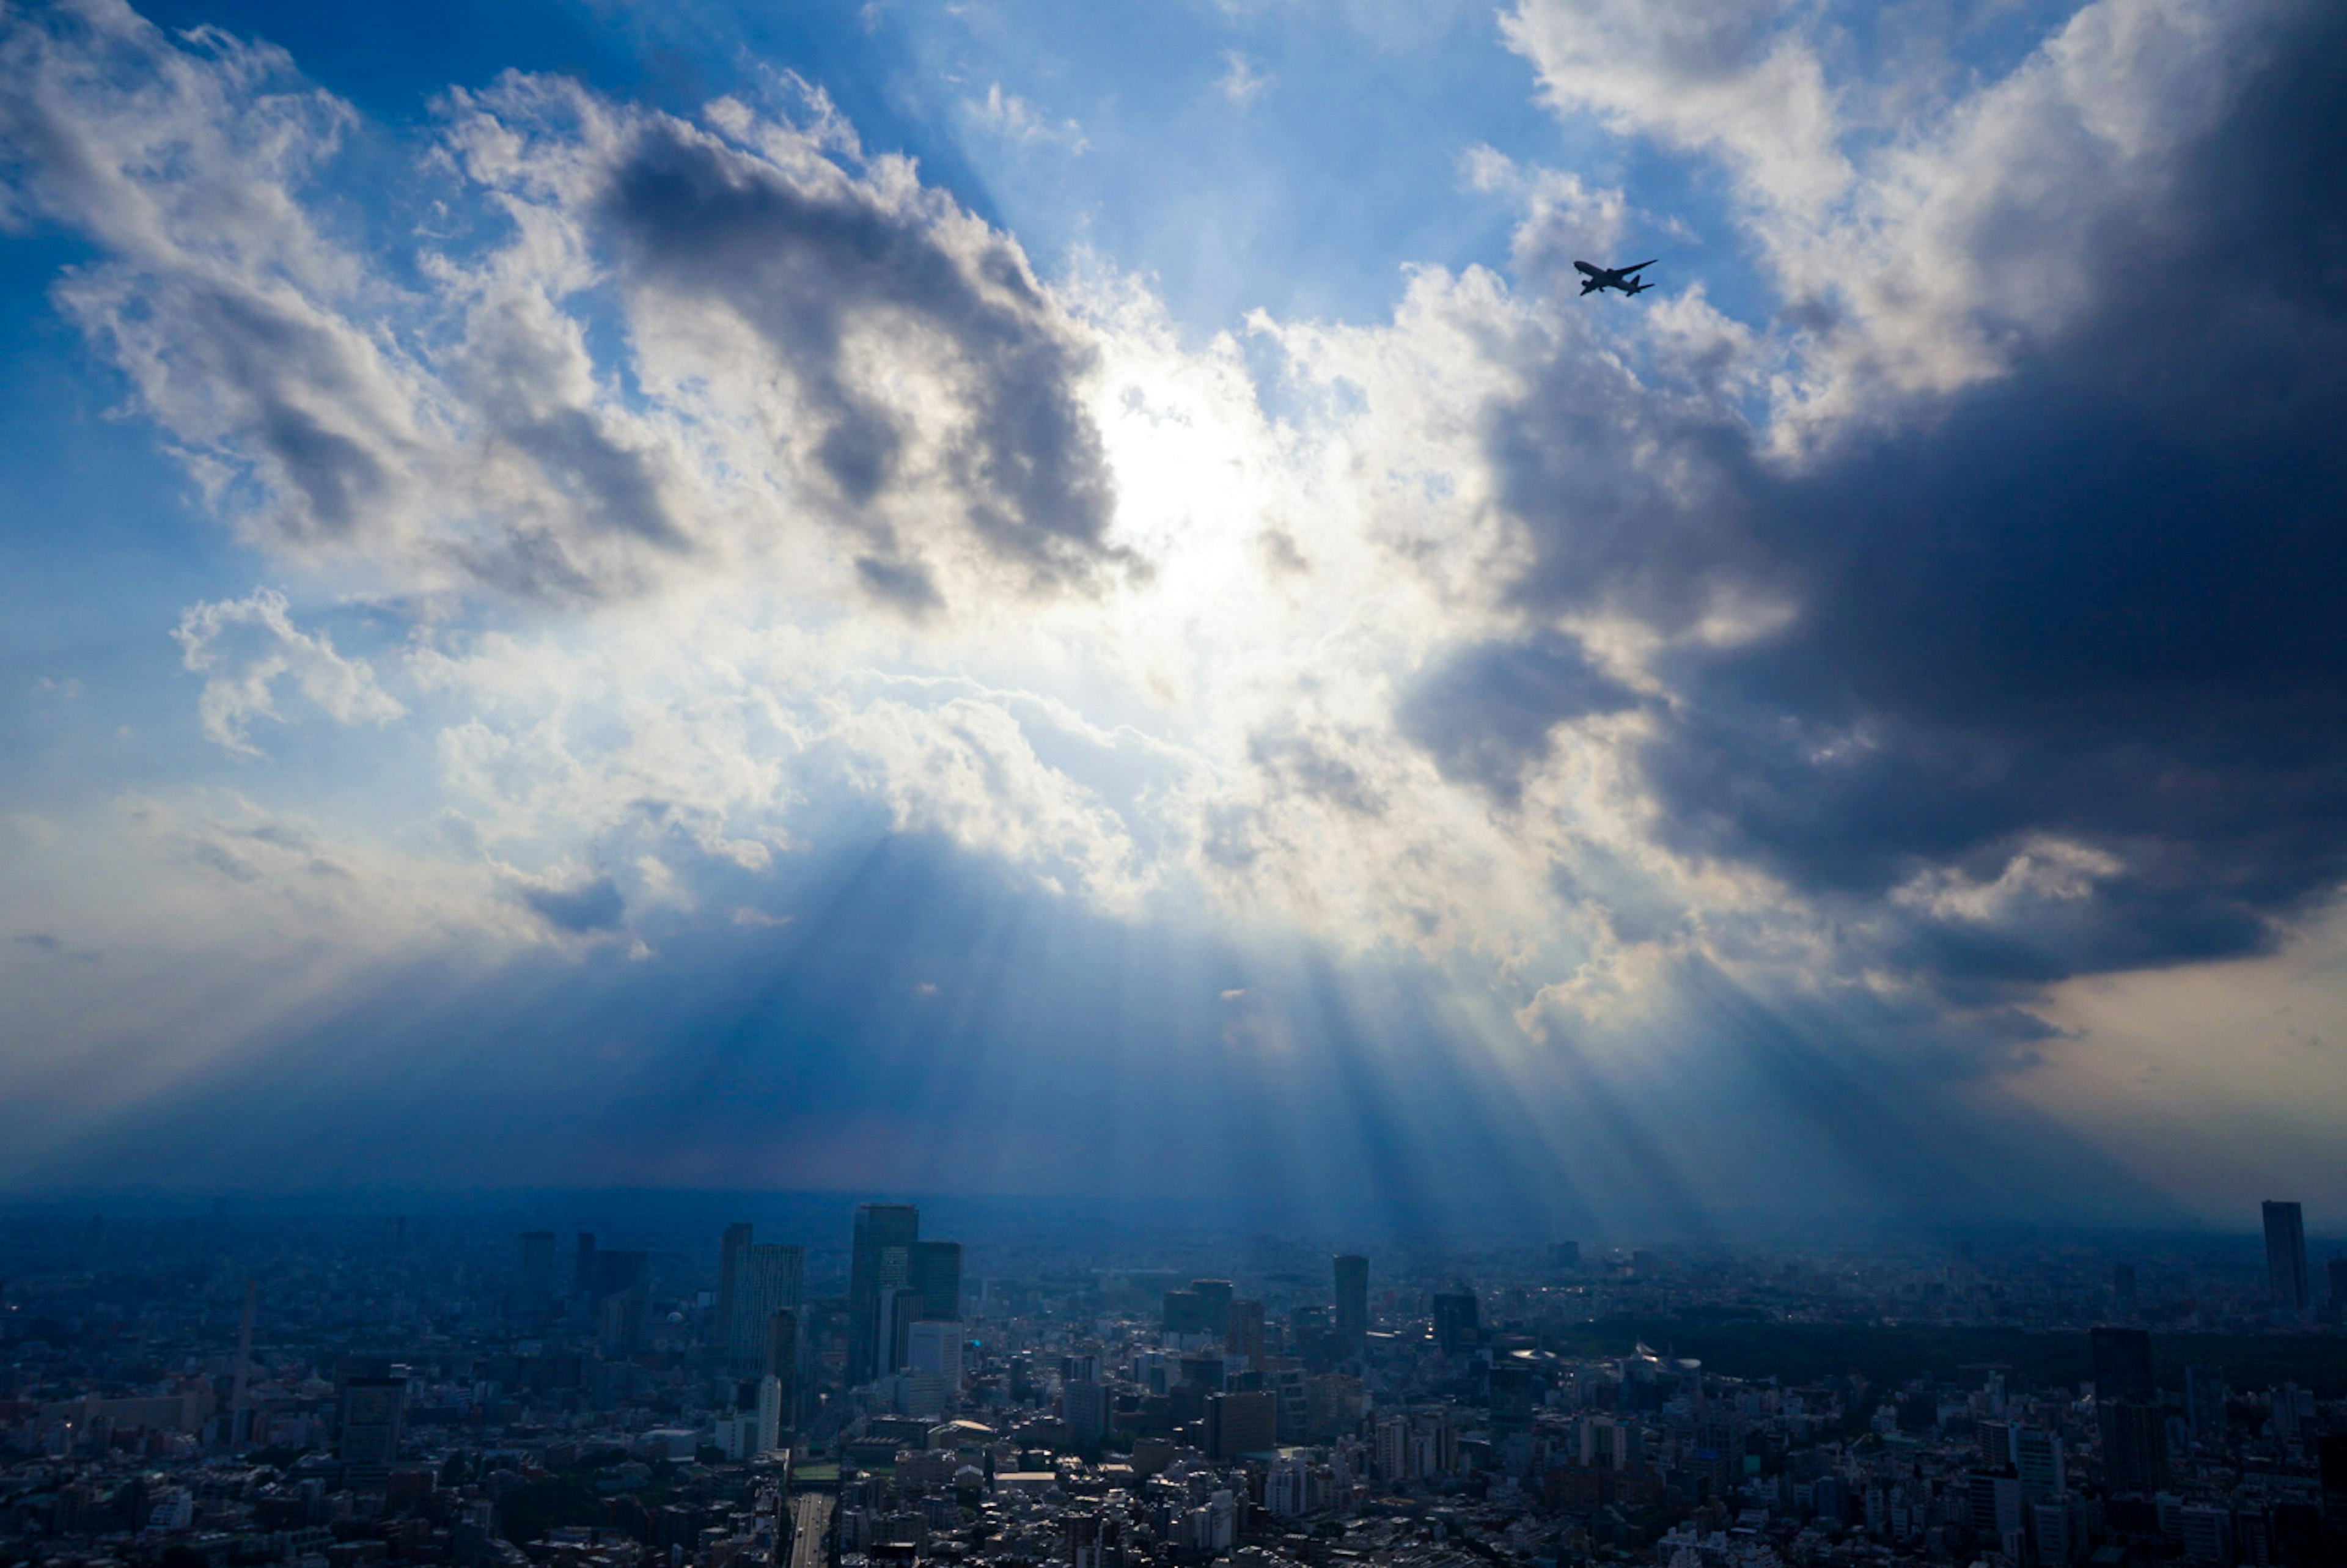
<box><xmin>4</xmin><ymin>1198</ymin><xmax>2346</xmax><ymax>1568</ymax></box>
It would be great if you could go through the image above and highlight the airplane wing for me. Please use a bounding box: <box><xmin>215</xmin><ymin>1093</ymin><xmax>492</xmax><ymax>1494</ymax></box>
<box><xmin>1620</xmin><ymin>260</ymin><xmax>1657</xmax><ymax>273</ymax></box>
<box><xmin>1573</xmin><ymin>261</ymin><xmax>1602</xmax><ymax>277</ymax></box>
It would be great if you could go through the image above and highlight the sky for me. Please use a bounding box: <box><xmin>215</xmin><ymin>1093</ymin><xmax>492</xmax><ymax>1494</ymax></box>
<box><xmin>2</xmin><ymin>0</ymin><xmax>2345</xmax><ymax>1238</ymax></box>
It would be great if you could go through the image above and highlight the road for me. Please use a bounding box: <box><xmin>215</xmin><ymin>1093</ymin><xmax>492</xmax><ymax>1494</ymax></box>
<box><xmin>788</xmin><ymin>1493</ymin><xmax>834</xmax><ymax>1568</ymax></box>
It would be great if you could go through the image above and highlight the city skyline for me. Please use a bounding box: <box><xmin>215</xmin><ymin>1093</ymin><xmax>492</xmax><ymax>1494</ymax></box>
<box><xmin>4</xmin><ymin>0</ymin><xmax>2347</xmax><ymax>1233</ymax></box>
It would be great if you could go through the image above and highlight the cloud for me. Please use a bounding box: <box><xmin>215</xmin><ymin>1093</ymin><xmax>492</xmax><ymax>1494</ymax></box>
<box><xmin>964</xmin><ymin>82</ymin><xmax>1090</xmax><ymax>152</ymax></box>
<box><xmin>1218</xmin><ymin>51</ymin><xmax>1271</xmax><ymax>106</ymax></box>
<box><xmin>1</xmin><ymin>5</ymin><xmax>1128</xmax><ymax>611</ymax></box>
<box><xmin>172</xmin><ymin>589</ymin><xmax>405</xmax><ymax>756</ymax></box>
<box><xmin>520</xmin><ymin>871</ymin><xmax>626</xmax><ymax>933</ymax></box>
<box><xmin>1469</xmin><ymin>0</ymin><xmax>2347</xmax><ymax>1006</ymax></box>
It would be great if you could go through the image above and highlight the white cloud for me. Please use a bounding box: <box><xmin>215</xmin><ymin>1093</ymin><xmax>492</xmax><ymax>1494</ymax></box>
<box><xmin>964</xmin><ymin>82</ymin><xmax>1089</xmax><ymax>152</ymax></box>
<box><xmin>173</xmin><ymin>589</ymin><xmax>405</xmax><ymax>756</ymax></box>
<box><xmin>1218</xmin><ymin>51</ymin><xmax>1272</xmax><ymax>106</ymax></box>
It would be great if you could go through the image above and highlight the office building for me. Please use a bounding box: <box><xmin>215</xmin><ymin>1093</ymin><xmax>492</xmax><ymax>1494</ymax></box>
<box><xmin>2185</xmin><ymin>1365</ymin><xmax>2227</xmax><ymax>1442</ymax></box>
<box><xmin>1431</xmin><ymin>1289</ymin><xmax>1478</xmax><ymax>1355</ymax></box>
<box><xmin>849</xmin><ymin>1203</ymin><xmax>920</xmax><ymax>1385</ymax></box>
<box><xmin>728</xmin><ymin>1243</ymin><xmax>804</xmax><ymax>1376</ymax></box>
<box><xmin>1063</xmin><ymin>1379</ymin><xmax>1111</xmax><ymax>1444</ymax></box>
<box><xmin>717</xmin><ymin>1223</ymin><xmax>752</xmax><ymax>1343</ymax></box>
<box><xmin>1550</xmin><ymin>1240</ymin><xmax>1581</xmax><ymax>1270</ymax></box>
<box><xmin>337</xmin><ymin>1374</ymin><xmax>408</xmax><ymax>1489</ymax></box>
<box><xmin>2265</xmin><ymin>1201</ymin><xmax>2310</xmax><ymax>1310</ymax></box>
<box><xmin>905</xmin><ymin>1319</ymin><xmax>963</xmax><ymax>1387</ymax></box>
<box><xmin>1205</xmin><ymin>1390</ymin><xmax>1277</xmax><ymax>1461</ymax></box>
<box><xmin>1966</xmin><ymin>1473</ymin><xmax>2022</xmax><ymax>1539</ymax></box>
<box><xmin>2101</xmin><ymin>1401</ymin><xmax>2168</xmax><ymax>1494</ymax></box>
<box><xmin>2011</xmin><ymin>1426</ymin><xmax>2063</xmax><ymax>1501</ymax></box>
<box><xmin>1189</xmin><ymin>1280</ymin><xmax>1234</xmax><ymax>1336</ymax></box>
<box><xmin>1332</xmin><ymin>1255</ymin><xmax>1368</xmax><ymax>1360</ymax></box>
<box><xmin>1225</xmin><ymin>1299</ymin><xmax>1267</xmax><ymax>1368</ymax></box>
<box><xmin>1164</xmin><ymin>1289</ymin><xmax>1209</xmax><ymax>1338</ymax></box>
<box><xmin>2330</xmin><ymin>1256</ymin><xmax>2347</xmax><ymax>1308</ymax></box>
<box><xmin>913</xmin><ymin>1239</ymin><xmax>963</xmax><ymax>1321</ymax></box>
<box><xmin>593</xmin><ymin>1249</ymin><xmax>651</xmax><ymax>1356</ymax></box>
<box><xmin>765</xmin><ymin>1308</ymin><xmax>799</xmax><ymax>1429</ymax></box>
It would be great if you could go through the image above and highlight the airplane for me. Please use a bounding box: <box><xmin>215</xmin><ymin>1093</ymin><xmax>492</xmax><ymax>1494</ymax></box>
<box><xmin>1574</xmin><ymin>258</ymin><xmax>1657</xmax><ymax>296</ymax></box>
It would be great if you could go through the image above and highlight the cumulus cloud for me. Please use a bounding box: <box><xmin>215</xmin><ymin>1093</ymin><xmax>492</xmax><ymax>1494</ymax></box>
<box><xmin>0</xmin><ymin>2</ymin><xmax>1127</xmax><ymax>611</ymax></box>
<box><xmin>173</xmin><ymin>589</ymin><xmax>405</xmax><ymax>755</ymax></box>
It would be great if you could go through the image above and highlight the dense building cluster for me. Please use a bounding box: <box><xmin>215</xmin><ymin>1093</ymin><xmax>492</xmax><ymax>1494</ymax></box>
<box><xmin>4</xmin><ymin>1203</ymin><xmax>2346</xmax><ymax>1568</ymax></box>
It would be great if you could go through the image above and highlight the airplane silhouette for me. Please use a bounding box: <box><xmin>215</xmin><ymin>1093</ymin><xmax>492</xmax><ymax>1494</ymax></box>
<box><xmin>1574</xmin><ymin>258</ymin><xmax>1656</xmax><ymax>296</ymax></box>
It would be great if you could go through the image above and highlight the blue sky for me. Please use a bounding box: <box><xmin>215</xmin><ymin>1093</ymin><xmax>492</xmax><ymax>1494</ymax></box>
<box><xmin>2</xmin><ymin>0</ymin><xmax>2345</xmax><ymax>1236</ymax></box>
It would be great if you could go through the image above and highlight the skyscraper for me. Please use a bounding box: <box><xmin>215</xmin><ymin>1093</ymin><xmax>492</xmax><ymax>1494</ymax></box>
<box><xmin>764</xmin><ymin>1309</ymin><xmax>799</xmax><ymax>1432</ymax></box>
<box><xmin>1332</xmin><ymin>1255</ymin><xmax>1368</xmax><ymax>1361</ymax></box>
<box><xmin>849</xmin><ymin>1203</ymin><xmax>920</xmax><ymax>1385</ymax></box>
<box><xmin>914</xmin><ymin>1240</ymin><xmax>963</xmax><ymax>1322</ymax></box>
<box><xmin>2185</xmin><ymin>1365</ymin><xmax>2227</xmax><ymax>1442</ymax></box>
<box><xmin>717</xmin><ymin>1223</ymin><xmax>753</xmax><ymax>1347</ymax></box>
<box><xmin>729</xmin><ymin>1244</ymin><xmax>804</xmax><ymax>1376</ymax></box>
<box><xmin>2264</xmin><ymin>1201</ymin><xmax>2310</xmax><ymax>1310</ymax></box>
<box><xmin>1225</xmin><ymin>1299</ymin><xmax>1267</xmax><ymax>1368</ymax></box>
<box><xmin>1431</xmin><ymin>1289</ymin><xmax>1478</xmax><ymax>1355</ymax></box>
<box><xmin>337</xmin><ymin>1372</ymin><xmax>408</xmax><ymax>1489</ymax></box>
<box><xmin>1205</xmin><ymin>1390</ymin><xmax>1277</xmax><ymax>1461</ymax></box>
<box><xmin>1189</xmin><ymin>1279</ymin><xmax>1234</xmax><ymax>1337</ymax></box>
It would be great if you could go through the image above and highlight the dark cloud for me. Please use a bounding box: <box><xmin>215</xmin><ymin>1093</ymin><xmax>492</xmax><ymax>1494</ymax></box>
<box><xmin>1482</xmin><ymin>0</ymin><xmax>2347</xmax><ymax>994</ymax></box>
<box><xmin>591</xmin><ymin>119</ymin><xmax>1125</xmax><ymax>605</ymax></box>
<box><xmin>1248</xmin><ymin>724</ymin><xmax>1386</xmax><ymax>815</ymax></box>
<box><xmin>1398</xmin><ymin>628</ymin><xmax>1639</xmax><ymax>803</ymax></box>
<box><xmin>523</xmin><ymin>874</ymin><xmax>626</xmax><ymax>933</ymax></box>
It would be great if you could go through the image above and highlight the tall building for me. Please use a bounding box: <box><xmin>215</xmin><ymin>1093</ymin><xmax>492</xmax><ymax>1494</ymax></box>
<box><xmin>729</xmin><ymin>1244</ymin><xmax>804</xmax><ymax>1376</ymax></box>
<box><xmin>2330</xmin><ymin>1256</ymin><xmax>2347</xmax><ymax>1308</ymax></box>
<box><xmin>904</xmin><ymin>1320</ymin><xmax>964</xmax><ymax>1387</ymax></box>
<box><xmin>717</xmin><ymin>1223</ymin><xmax>753</xmax><ymax>1347</ymax></box>
<box><xmin>1332</xmin><ymin>1255</ymin><xmax>1368</xmax><ymax>1360</ymax></box>
<box><xmin>1550</xmin><ymin>1240</ymin><xmax>1581</xmax><ymax>1270</ymax></box>
<box><xmin>593</xmin><ymin>1250</ymin><xmax>651</xmax><ymax>1357</ymax></box>
<box><xmin>2185</xmin><ymin>1365</ymin><xmax>2227</xmax><ymax>1442</ymax></box>
<box><xmin>849</xmin><ymin>1203</ymin><xmax>920</xmax><ymax>1385</ymax></box>
<box><xmin>765</xmin><ymin>1308</ymin><xmax>799</xmax><ymax>1432</ymax></box>
<box><xmin>2011</xmin><ymin>1427</ymin><xmax>2064</xmax><ymax>1501</ymax></box>
<box><xmin>2264</xmin><ymin>1201</ymin><xmax>2310</xmax><ymax>1310</ymax></box>
<box><xmin>2100</xmin><ymin>1401</ymin><xmax>2168</xmax><ymax>1495</ymax></box>
<box><xmin>913</xmin><ymin>1240</ymin><xmax>963</xmax><ymax>1322</ymax></box>
<box><xmin>1063</xmin><ymin>1379</ymin><xmax>1110</xmax><ymax>1444</ymax></box>
<box><xmin>515</xmin><ymin>1231</ymin><xmax>557</xmax><ymax>1322</ymax></box>
<box><xmin>337</xmin><ymin>1374</ymin><xmax>408</xmax><ymax>1489</ymax></box>
<box><xmin>1189</xmin><ymin>1280</ymin><xmax>1235</xmax><ymax>1337</ymax></box>
<box><xmin>1164</xmin><ymin>1290</ymin><xmax>1208</xmax><ymax>1338</ymax></box>
<box><xmin>1205</xmin><ymin>1390</ymin><xmax>1277</xmax><ymax>1461</ymax></box>
<box><xmin>2090</xmin><ymin>1326</ymin><xmax>2153</xmax><ymax>1402</ymax></box>
<box><xmin>1431</xmin><ymin>1289</ymin><xmax>1478</xmax><ymax>1355</ymax></box>
<box><xmin>1226</xmin><ymin>1299</ymin><xmax>1268</xmax><ymax>1368</ymax></box>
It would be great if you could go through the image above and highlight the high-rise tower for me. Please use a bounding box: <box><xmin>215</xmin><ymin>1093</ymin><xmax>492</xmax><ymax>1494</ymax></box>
<box><xmin>2264</xmin><ymin>1201</ymin><xmax>2310</xmax><ymax>1310</ymax></box>
<box><xmin>850</xmin><ymin>1203</ymin><xmax>920</xmax><ymax>1385</ymax></box>
<box><xmin>729</xmin><ymin>1244</ymin><xmax>804</xmax><ymax>1376</ymax></box>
